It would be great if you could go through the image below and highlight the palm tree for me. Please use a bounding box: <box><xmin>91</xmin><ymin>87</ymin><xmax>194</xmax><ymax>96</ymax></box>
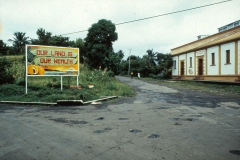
<box><xmin>8</xmin><ymin>32</ymin><xmax>30</xmax><ymax>54</ymax></box>
<box><xmin>146</xmin><ymin>49</ymin><xmax>158</xmax><ymax>66</ymax></box>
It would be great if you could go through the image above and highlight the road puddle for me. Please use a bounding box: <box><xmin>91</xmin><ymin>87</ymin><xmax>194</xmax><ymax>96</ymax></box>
<box><xmin>70</xmin><ymin>120</ymin><xmax>88</xmax><ymax>124</ymax></box>
<box><xmin>129</xmin><ymin>129</ymin><xmax>142</xmax><ymax>133</ymax></box>
<box><xmin>148</xmin><ymin>134</ymin><xmax>160</xmax><ymax>138</ymax></box>
<box><xmin>95</xmin><ymin>117</ymin><xmax>104</xmax><ymax>120</ymax></box>
<box><xmin>229</xmin><ymin>150</ymin><xmax>240</xmax><ymax>155</ymax></box>
<box><xmin>119</xmin><ymin>118</ymin><xmax>129</xmax><ymax>120</ymax></box>
<box><xmin>94</xmin><ymin>130</ymin><xmax>105</xmax><ymax>133</ymax></box>
<box><xmin>49</xmin><ymin>118</ymin><xmax>88</xmax><ymax>124</ymax></box>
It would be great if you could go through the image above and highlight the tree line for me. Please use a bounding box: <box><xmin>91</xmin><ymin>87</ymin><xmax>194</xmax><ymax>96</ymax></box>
<box><xmin>0</xmin><ymin>19</ymin><xmax>172</xmax><ymax>78</ymax></box>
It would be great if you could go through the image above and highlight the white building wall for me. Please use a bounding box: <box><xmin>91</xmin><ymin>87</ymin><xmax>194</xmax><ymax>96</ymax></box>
<box><xmin>207</xmin><ymin>46</ymin><xmax>219</xmax><ymax>75</ymax></box>
<box><xmin>186</xmin><ymin>52</ymin><xmax>194</xmax><ymax>75</ymax></box>
<box><xmin>179</xmin><ymin>54</ymin><xmax>186</xmax><ymax>60</ymax></box>
<box><xmin>221</xmin><ymin>42</ymin><xmax>235</xmax><ymax>75</ymax></box>
<box><xmin>172</xmin><ymin>56</ymin><xmax>179</xmax><ymax>76</ymax></box>
<box><xmin>238</xmin><ymin>40</ymin><xmax>240</xmax><ymax>74</ymax></box>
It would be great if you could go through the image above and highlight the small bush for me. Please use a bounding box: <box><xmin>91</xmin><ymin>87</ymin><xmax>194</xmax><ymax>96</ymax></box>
<box><xmin>0</xmin><ymin>57</ymin><xmax>15</xmax><ymax>84</ymax></box>
<box><xmin>149</xmin><ymin>74</ymin><xmax>154</xmax><ymax>78</ymax></box>
<box><xmin>15</xmin><ymin>77</ymin><xmax>25</xmax><ymax>86</ymax></box>
<box><xmin>0</xmin><ymin>84</ymin><xmax>24</xmax><ymax>96</ymax></box>
<box><xmin>149</xmin><ymin>74</ymin><xmax>164</xmax><ymax>79</ymax></box>
<box><xmin>107</xmin><ymin>82</ymin><xmax>117</xmax><ymax>90</ymax></box>
<box><xmin>4</xmin><ymin>59</ymin><xmax>25</xmax><ymax>85</ymax></box>
<box><xmin>107</xmin><ymin>70</ymin><xmax>114</xmax><ymax>77</ymax></box>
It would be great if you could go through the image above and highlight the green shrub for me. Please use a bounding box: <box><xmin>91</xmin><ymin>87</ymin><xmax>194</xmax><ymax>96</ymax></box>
<box><xmin>149</xmin><ymin>74</ymin><xmax>164</xmax><ymax>79</ymax></box>
<box><xmin>107</xmin><ymin>82</ymin><xmax>117</xmax><ymax>90</ymax></box>
<box><xmin>15</xmin><ymin>77</ymin><xmax>25</xmax><ymax>86</ymax></box>
<box><xmin>149</xmin><ymin>74</ymin><xmax>154</xmax><ymax>78</ymax></box>
<box><xmin>107</xmin><ymin>70</ymin><xmax>114</xmax><ymax>77</ymax></box>
<box><xmin>0</xmin><ymin>57</ymin><xmax>15</xmax><ymax>84</ymax></box>
<box><xmin>4</xmin><ymin>59</ymin><xmax>25</xmax><ymax>85</ymax></box>
<box><xmin>0</xmin><ymin>84</ymin><xmax>24</xmax><ymax>96</ymax></box>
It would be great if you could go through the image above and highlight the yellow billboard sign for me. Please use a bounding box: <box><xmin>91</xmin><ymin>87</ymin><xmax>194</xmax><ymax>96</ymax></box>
<box><xmin>26</xmin><ymin>45</ymin><xmax>79</xmax><ymax>76</ymax></box>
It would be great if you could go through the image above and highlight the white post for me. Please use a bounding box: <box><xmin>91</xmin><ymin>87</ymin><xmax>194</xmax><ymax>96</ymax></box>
<box><xmin>61</xmin><ymin>76</ymin><xmax>63</xmax><ymax>91</ymax></box>
<box><xmin>77</xmin><ymin>76</ymin><xmax>79</xmax><ymax>87</ymax></box>
<box><xmin>25</xmin><ymin>45</ymin><xmax>28</xmax><ymax>94</ymax></box>
<box><xmin>26</xmin><ymin>76</ymin><xmax>28</xmax><ymax>94</ymax></box>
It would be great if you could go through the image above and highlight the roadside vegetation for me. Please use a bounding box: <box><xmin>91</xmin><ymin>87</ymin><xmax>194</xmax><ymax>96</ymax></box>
<box><xmin>0</xmin><ymin>18</ymin><xmax>172</xmax><ymax>103</ymax></box>
<box><xmin>0</xmin><ymin>56</ymin><xmax>134</xmax><ymax>102</ymax></box>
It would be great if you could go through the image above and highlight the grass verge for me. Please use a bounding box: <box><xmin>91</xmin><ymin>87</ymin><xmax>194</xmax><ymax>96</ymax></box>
<box><xmin>0</xmin><ymin>77</ymin><xmax>135</xmax><ymax>103</ymax></box>
<box><xmin>142</xmin><ymin>78</ymin><xmax>240</xmax><ymax>96</ymax></box>
<box><xmin>0</xmin><ymin>62</ymin><xmax>135</xmax><ymax>102</ymax></box>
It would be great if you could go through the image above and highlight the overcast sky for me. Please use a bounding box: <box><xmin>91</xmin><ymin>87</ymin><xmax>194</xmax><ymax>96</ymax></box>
<box><xmin>0</xmin><ymin>0</ymin><xmax>239</xmax><ymax>58</ymax></box>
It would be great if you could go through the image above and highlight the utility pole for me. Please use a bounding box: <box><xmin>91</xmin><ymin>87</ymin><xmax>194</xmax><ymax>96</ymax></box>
<box><xmin>128</xmin><ymin>49</ymin><xmax>131</xmax><ymax>75</ymax></box>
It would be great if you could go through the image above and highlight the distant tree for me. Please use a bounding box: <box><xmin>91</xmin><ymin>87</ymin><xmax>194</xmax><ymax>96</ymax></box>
<box><xmin>120</xmin><ymin>50</ymin><xmax>173</xmax><ymax>78</ymax></box>
<box><xmin>32</xmin><ymin>28</ymin><xmax>52</xmax><ymax>45</ymax></box>
<box><xmin>121</xmin><ymin>55</ymin><xmax>141</xmax><ymax>76</ymax></box>
<box><xmin>127</xmin><ymin>55</ymin><xmax>138</xmax><ymax>61</ymax></box>
<box><xmin>162</xmin><ymin>53</ymin><xmax>173</xmax><ymax>78</ymax></box>
<box><xmin>146</xmin><ymin>49</ymin><xmax>158</xmax><ymax>67</ymax></box>
<box><xmin>156</xmin><ymin>52</ymin><xmax>165</xmax><ymax>63</ymax></box>
<box><xmin>84</xmin><ymin>19</ymin><xmax>118</xmax><ymax>69</ymax></box>
<box><xmin>0</xmin><ymin>40</ymin><xmax>9</xmax><ymax>55</ymax></box>
<box><xmin>8</xmin><ymin>32</ymin><xmax>30</xmax><ymax>54</ymax></box>
<box><xmin>49</xmin><ymin>35</ymin><xmax>70</xmax><ymax>47</ymax></box>
<box><xmin>140</xmin><ymin>54</ymin><xmax>156</xmax><ymax>76</ymax></box>
<box><xmin>70</xmin><ymin>38</ymin><xmax>86</xmax><ymax>63</ymax></box>
<box><xmin>116</xmin><ymin>50</ymin><xmax>124</xmax><ymax>60</ymax></box>
<box><xmin>107</xmin><ymin>53</ymin><xmax>122</xmax><ymax>75</ymax></box>
<box><xmin>31</xmin><ymin>28</ymin><xmax>70</xmax><ymax>47</ymax></box>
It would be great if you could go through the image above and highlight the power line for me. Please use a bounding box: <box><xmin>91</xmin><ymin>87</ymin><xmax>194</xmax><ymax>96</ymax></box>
<box><xmin>115</xmin><ymin>0</ymin><xmax>233</xmax><ymax>25</ymax></box>
<box><xmin>61</xmin><ymin>0</ymin><xmax>233</xmax><ymax>36</ymax></box>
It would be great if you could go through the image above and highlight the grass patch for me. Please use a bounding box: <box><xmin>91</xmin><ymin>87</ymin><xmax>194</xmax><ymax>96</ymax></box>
<box><xmin>0</xmin><ymin>55</ymin><xmax>24</xmax><ymax>62</ymax></box>
<box><xmin>0</xmin><ymin>77</ymin><xmax>135</xmax><ymax>102</ymax></box>
<box><xmin>142</xmin><ymin>78</ymin><xmax>240</xmax><ymax>96</ymax></box>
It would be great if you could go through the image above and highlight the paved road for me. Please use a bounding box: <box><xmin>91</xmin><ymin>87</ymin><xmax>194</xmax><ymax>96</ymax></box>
<box><xmin>0</xmin><ymin>76</ymin><xmax>240</xmax><ymax>160</ymax></box>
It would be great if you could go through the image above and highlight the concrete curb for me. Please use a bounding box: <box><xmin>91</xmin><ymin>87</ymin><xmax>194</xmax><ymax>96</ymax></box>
<box><xmin>83</xmin><ymin>96</ymin><xmax>118</xmax><ymax>104</ymax></box>
<box><xmin>0</xmin><ymin>96</ymin><xmax>118</xmax><ymax>106</ymax></box>
<box><xmin>57</xmin><ymin>96</ymin><xmax>118</xmax><ymax>106</ymax></box>
<box><xmin>0</xmin><ymin>101</ymin><xmax>57</xmax><ymax>106</ymax></box>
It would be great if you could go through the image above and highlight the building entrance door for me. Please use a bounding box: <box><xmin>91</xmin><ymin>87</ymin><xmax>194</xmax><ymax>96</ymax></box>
<box><xmin>198</xmin><ymin>59</ymin><xmax>203</xmax><ymax>75</ymax></box>
<box><xmin>180</xmin><ymin>61</ymin><xmax>184</xmax><ymax>75</ymax></box>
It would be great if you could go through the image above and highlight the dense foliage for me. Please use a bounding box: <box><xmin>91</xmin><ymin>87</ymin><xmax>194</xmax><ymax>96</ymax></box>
<box><xmin>0</xmin><ymin>19</ymin><xmax>173</xmax><ymax>79</ymax></box>
<box><xmin>0</xmin><ymin>57</ymin><xmax>15</xmax><ymax>84</ymax></box>
<box><xmin>84</xmin><ymin>19</ymin><xmax>118</xmax><ymax>71</ymax></box>
<box><xmin>121</xmin><ymin>50</ymin><xmax>173</xmax><ymax>78</ymax></box>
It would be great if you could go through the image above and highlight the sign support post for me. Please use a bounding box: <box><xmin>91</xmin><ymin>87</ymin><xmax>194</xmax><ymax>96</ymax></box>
<box><xmin>61</xmin><ymin>76</ymin><xmax>63</xmax><ymax>91</ymax></box>
<box><xmin>77</xmin><ymin>76</ymin><xmax>79</xmax><ymax>87</ymax></box>
<box><xmin>25</xmin><ymin>45</ymin><xmax>28</xmax><ymax>94</ymax></box>
<box><xmin>26</xmin><ymin>76</ymin><xmax>28</xmax><ymax>94</ymax></box>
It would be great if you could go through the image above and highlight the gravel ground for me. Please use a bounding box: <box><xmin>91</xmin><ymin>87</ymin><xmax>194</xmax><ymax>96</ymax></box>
<box><xmin>0</xmin><ymin>76</ymin><xmax>239</xmax><ymax>160</ymax></box>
